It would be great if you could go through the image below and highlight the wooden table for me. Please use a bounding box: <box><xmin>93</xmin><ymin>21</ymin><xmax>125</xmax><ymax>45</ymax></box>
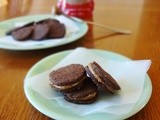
<box><xmin>0</xmin><ymin>0</ymin><xmax>160</xmax><ymax>119</ymax></box>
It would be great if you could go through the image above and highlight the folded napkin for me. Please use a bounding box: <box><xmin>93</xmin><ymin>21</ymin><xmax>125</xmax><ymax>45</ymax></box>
<box><xmin>0</xmin><ymin>15</ymin><xmax>80</xmax><ymax>47</ymax></box>
<box><xmin>25</xmin><ymin>47</ymin><xmax>151</xmax><ymax>115</ymax></box>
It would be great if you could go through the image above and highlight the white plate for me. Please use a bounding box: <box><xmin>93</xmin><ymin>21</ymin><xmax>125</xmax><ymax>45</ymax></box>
<box><xmin>0</xmin><ymin>14</ymin><xmax>88</xmax><ymax>50</ymax></box>
<box><xmin>24</xmin><ymin>49</ymin><xmax>152</xmax><ymax>120</ymax></box>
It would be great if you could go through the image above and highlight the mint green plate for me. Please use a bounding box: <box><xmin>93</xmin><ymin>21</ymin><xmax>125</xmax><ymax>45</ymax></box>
<box><xmin>24</xmin><ymin>49</ymin><xmax>152</xmax><ymax>120</ymax></box>
<box><xmin>0</xmin><ymin>14</ymin><xmax>88</xmax><ymax>50</ymax></box>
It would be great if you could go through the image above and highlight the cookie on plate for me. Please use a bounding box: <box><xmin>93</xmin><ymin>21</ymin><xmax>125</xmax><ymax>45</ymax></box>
<box><xmin>49</xmin><ymin>64</ymin><xmax>87</xmax><ymax>92</ymax></box>
<box><xmin>63</xmin><ymin>78</ymin><xmax>98</xmax><ymax>104</ymax></box>
<box><xmin>6</xmin><ymin>22</ymin><xmax>34</xmax><ymax>35</ymax></box>
<box><xmin>43</xmin><ymin>19</ymin><xmax>65</xmax><ymax>38</ymax></box>
<box><xmin>11</xmin><ymin>26</ymin><xmax>33</xmax><ymax>41</ymax></box>
<box><xmin>85</xmin><ymin>61</ymin><xmax>121</xmax><ymax>94</ymax></box>
<box><xmin>31</xmin><ymin>24</ymin><xmax>50</xmax><ymax>40</ymax></box>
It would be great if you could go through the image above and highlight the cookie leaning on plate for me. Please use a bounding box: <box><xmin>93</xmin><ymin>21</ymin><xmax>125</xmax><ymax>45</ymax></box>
<box><xmin>49</xmin><ymin>64</ymin><xmax>87</xmax><ymax>92</ymax></box>
<box><xmin>85</xmin><ymin>61</ymin><xmax>121</xmax><ymax>94</ymax></box>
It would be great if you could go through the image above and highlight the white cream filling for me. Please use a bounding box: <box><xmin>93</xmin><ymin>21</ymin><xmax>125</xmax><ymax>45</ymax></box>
<box><xmin>52</xmin><ymin>81</ymin><xmax>81</xmax><ymax>90</ymax></box>
<box><xmin>88</xmin><ymin>63</ymin><xmax>115</xmax><ymax>92</ymax></box>
<box><xmin>88</xmin><ymin>63</ymin><xmax>104</xmax><ymax>84</ymax></box>
<box><xmin>52</xmin><ymin>76</ymin><xmax>86</xmax><ymax>90</ymax></box>
<box><xmin>79</xmin><ymin>92</ymin><xmax>97</xmax><ymax>100</ymax></box>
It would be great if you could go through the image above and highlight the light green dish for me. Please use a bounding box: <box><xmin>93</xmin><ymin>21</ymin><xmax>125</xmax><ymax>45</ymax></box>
<box><xmin>24</xmin><ymin>49</ymin><xmax>152</xmax><ymax>120</ymax></box>
<box><xmin>0</xmin><ymin>14</ymin><xmax>88</xmax><ymax>50</ymax></box>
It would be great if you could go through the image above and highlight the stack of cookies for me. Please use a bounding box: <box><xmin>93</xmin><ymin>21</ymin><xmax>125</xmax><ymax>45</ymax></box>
<box><xmin>6</xmin><ymin>18</ymin><xmax>66</xmax><ymax>41</ymax></box>
<box><xmin>49</xmin><ymin>61</ymin><xmax>121</xmax><ymax>104</ymax></box>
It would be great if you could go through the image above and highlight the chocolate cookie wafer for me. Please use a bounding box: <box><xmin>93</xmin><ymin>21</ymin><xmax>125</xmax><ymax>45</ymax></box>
<box><xmin>6</xmin><ymin>22</ymin><xmax>34</xmax><ymax>35</ymax></box>
<box><xmin>85</xmin><ymin>61</ymin><xmax>121</xmax><ymax>94</ymax></box>
<box><xmin>7</xmin><ymin>18</ymin><xmax>65</xmax><ymax>41</ymax></box>
<box><xmin>11</xmin><ymin>26</ymin><xmax>33</xmax><ymax>41</ymax></box>
<box><xmin>63</xmin><ymin>78</ymin><xmax>98</xmax><ymax>104</ymax></box>
<box><xmin>43</xmin><ymin>19</ymin><xmax>65</xmax><ymax>38</ymax></box>
<box><xmin>49</xmin><ymin>64</ymin><xmax>87</xmax><ymax>92</ymax></box>
<box><xmin>31</xmin><ymin>24</ymin><xmax>49</xmax><ymax>40</ymax></box>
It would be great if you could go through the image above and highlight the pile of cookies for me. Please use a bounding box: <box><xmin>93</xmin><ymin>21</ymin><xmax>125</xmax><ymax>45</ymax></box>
<box><xmin>6</xmin><ymin>18</ymin><xmax>66</xmax><ymax>41</ymax></box>
<box><xmin>49</xmin><ymin>61</ymin><xmax>121</xmax><ymax>104</ymax></box>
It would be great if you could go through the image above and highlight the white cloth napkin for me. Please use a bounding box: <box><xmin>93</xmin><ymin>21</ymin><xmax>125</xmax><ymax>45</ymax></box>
<box><xmin>25</xmin><ymin>47</ymin><xmax>151</xmax><ymax>115</ymax></box>
<box><xmin>0</xmin><ymin>15</ymin><xmax>80</xmax><ymax>47</ymax></box>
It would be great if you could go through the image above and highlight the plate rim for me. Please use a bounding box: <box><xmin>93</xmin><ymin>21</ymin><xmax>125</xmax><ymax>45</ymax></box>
<box><xmin>24</xmin><ymin>48</ymin><xmax>152</xmax><ymax>120</ymax></box>
<box><xmin>0</xmin><ymin>14</ymin><xmax>88</xmax><ymax>50</ymax></box>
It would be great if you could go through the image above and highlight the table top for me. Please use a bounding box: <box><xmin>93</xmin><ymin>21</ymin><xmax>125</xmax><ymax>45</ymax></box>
<box><xmin>0</xmin><ymin>0</ymin><xmax>160</xmax><ymax>119</ymax></box>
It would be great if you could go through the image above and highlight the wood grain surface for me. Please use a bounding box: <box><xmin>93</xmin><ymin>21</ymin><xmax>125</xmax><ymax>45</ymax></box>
<box><xmin>0</xmin><ymin>0</ymin><xmax>160</xmax><ymax>119</ymax></box>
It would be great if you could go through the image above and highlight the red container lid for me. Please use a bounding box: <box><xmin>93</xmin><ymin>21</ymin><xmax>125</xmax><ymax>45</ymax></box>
<box><xmin>57</xmin><ymin>0</ymin><xmax>94</xmax><ymax>19</ymax></box>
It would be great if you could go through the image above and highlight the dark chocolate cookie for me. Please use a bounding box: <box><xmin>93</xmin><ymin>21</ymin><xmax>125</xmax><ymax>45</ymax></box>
<box><xmin>31</xmin><ymin>23</ymin><xmax>49</xmax><ymax>40</ymax></box>
<box><xmin>63</xmin><ymin>78</ymin><xmax>98</xmax><ymax>104</ymax></box>
<box><xmin>11</xmin><ymin>26</ymin><xmax>33</xmax><ymax>41</ymax></box>
<box><xmin>43</xmin><ymin>19</ymin><xmax>65</xmax><ymax>38</ymax></box>
<box><xmin>85</xmin><ymin>61</ymin><xmax>121</xmax><ymax>94</ymax></box>
<box><xmin>49</xmin><ymin>64</ymin><xmax>87</xmax><ymax>92</ymax></box>
<box><xmin>7</xmin><ymin>18</ymin><xmax>66</xmax><ymax>41</ymax></box>
<box><xmin>6</xmin><ymin>22</ymin><xmax>34</xmax><ymax>35</ymax></box>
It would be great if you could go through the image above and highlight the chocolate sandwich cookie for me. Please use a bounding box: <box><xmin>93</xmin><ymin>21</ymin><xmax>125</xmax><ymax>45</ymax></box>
<box><xmin>11</xmin><ymin>26</ymin><xmax>33</xmax><ymax>41</ymax></box>
<box><xmin>85</xmin><ymin>61</ymin><xmax>121</xmax><ymax>94</ymax></box>
<box><xmin>31</xmin><ymin>23</ymin><xmax>50</xmax><ymax>40</ymax></box>
<box><xmin>49</xmin><ymin>64</ymin><xmax>87</xmax><ymax>92</ymax></box>
<box><xmin>63</xmin><ymin>78</ymin><xmax>98</xmax><ymax>104</ymax></box>
<box><xmin>43</xmin><ymin>19</ymin><xmax>65</xmax><ymax>38</ymax></box>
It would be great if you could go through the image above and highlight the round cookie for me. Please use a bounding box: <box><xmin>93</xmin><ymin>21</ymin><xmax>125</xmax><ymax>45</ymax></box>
<box><xmin>6</xmin><ymin>22</ymin><xmax>34</xmax><ymax>35</ymax></box>
<box><xmin>11</xmin><ymin>26</ymin><xmax>33</xmax><ymax>41</ymax></box>
<box><xmin>49</xmin><ymin>64</ymin><xmax>87</xmax><ymax>92</ymax></box>
<box><xmin>31</xmin><ymin>23</ymin><xmax>49</xmax><ymax>40</ymax></box>
<box><xmin>63</xmin><ymin>78</ymin><xmax>98</xmax><ymax>104</ymax></box>
<box><xmin>43</xmin><ymin>19</ymin><xmax>65</xmax><ymax>38</ymax></box>
<box><xmin>85</xmin><ymin>61</ymin><xmax>121</xmax><ymax>94</ymax></box>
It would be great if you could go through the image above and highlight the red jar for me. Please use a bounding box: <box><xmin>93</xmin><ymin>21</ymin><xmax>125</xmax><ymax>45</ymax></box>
<box><xmin>57</xmin><ymin>0</ymin><xmax>94</xmax><ymax>19</ymax></box>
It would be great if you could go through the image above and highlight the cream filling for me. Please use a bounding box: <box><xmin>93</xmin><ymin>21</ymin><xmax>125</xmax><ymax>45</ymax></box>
<box><xmin>52</xmin><ymin>81</ymin><xmax>80</xmax><ymax>90</ymax></box>
<box><xmin>52</xmin><ymin>76</ymin><xmax>86</xmax><ymax>90</ymax></box>
<box><xmin>78</xmin><ymin>92</ymin><xmax>97</xmax><ymax>101</ymax></box>
<box><xmin>88</xmin><ymin>63</ymin><xmax>115</xmax><ymax>92</ymax></box>
<box><xmin>88</xmin><ymin>63</ymin><xmax>103</xmax><ymax>84</ymax></box>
